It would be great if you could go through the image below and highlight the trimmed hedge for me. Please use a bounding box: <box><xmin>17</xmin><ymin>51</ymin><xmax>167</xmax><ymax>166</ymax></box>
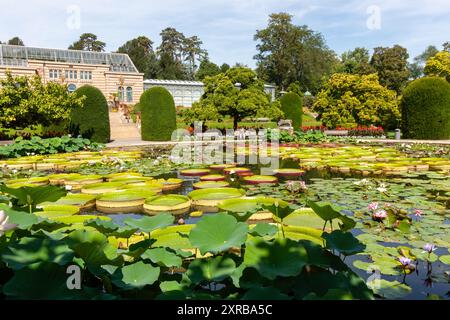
<box><xmin>401</xmin><ymin>77</ymin><xmax>450</xmax><ymax>140</ymax></box>
<box><xmin>140</xmin><ymin>87</ymin><xmax>176</xmax><ymax>141</ymax></box>
<box><xmin>280</xmin><ymin>92</ymin><xmax>303</xmax><ymax>129</ymax></box>
<box><xmin>71</xmin><ymin>85</ymin><xmax>110</xmax><ymax>143</ymax></box>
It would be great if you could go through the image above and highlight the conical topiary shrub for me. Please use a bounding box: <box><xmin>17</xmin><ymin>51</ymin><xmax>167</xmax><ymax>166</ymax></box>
<box><xmin>72</xmin><ymin>85</ymin><xmax>110</xmax><ymax>143</ymax></box>
<box><xmin>280</xmin><ymin>92</ymin><xmax>303</xmax><ymax>129</ymax></box>
<box><xmin>140</xmin><ymin>87</ymin><xmax>176</xmax><ymax>141</ymax></box>
<box><xmin>401</xmin><ymin>77</ymin><xmax>450</xmax><ymax>140</ymax></box>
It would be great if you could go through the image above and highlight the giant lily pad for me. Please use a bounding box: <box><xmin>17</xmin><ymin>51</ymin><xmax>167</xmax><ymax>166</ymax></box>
<box><xmin>189</xmin><ymin>213</ymin><xmax>248</xmax><ymax>254</ymax></box>
<box><xmin>180</xmin><ymin>168</ymin><xmax>211</xmax><ymax>176</ymax></box>
<box><xmin>96</xmin><ymin>189</ymin><xmax>156</xmax><ymax>214</ymax></box>
<box><xmin>243</xmin><ymin>175</ymin><xmax>278</xmax><ymax>185</ymax></box>
<box><xmin>200</xmin><ymin>174</ymin><xmax>226</xmax><ymax>181</ymax></box>
<box><xmin>81</xmin><ymin>182</ymin><xmax>125</xmax><ymax>195</ymax></box>
<box><xmin>193</xmin><ymin>181</ymin><xmax>230</xmax><ymax>189</ymax></box>
<box><xmin>143</xmin><ymin>195</ymin><xmax>191</xmax><ymax>215</ymax></box>
<box><xmin>188</xmin><ymin>188</ymin><xmax>245</xmax><ymax>212</ymax></box>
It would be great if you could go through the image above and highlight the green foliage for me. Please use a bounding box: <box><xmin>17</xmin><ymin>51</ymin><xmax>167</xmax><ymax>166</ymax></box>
<box><xmin>72</xmin><ymin>85</ymin><xmax>111</xmax><ymax>143</ymax></box>
<box><xmin>140</xmin><ymin>87</ymin><xmax>177</xmax><ymax>141</ymax></box>
<box><xmin>68</xmin><ymin>33</ymin><xmax>106</xmax><ymax>52</ymax></box>
<box><xmin>286</xmin><ymin>81</ymin><xmax>304</xmax><ymax>97</ymax></box>
<box><xmin>370</xmin><ymin>45</ymin><xmax>410</xmax><ymax>94</ymax></box>
<box><xmin>401</xmin><ymin>77</ymin><xmax>450</xmax><ymax>139</ymax></box>
<box><xmin>0</xmin><ymin>184</ymin><xmax>66</xmax><ymax>213</ymax></box>
<box><xmin>183</xmin><ymin>67</ymin><xmax>283</xmax><ymax>129</ymax></box>
<box><xmin>0</xmin><ymin>135</ymin><xmax>103</xmax><ymax>159</ymax></box>
<box><xmin>0</xmin><ymin>72</ymin><xmax>84</xmax><ymax>129</ymax></box>
<box><xmin>117</xmin><ymin>36</ymin><xmax>159</xmax><ymax>79</ymax></box>
<box><xmin>424</xmin><ymin>51</ymin><xmax>450</xmax><ymax>82</ymax></box>
<box><xmin>313</xmin><ymin>73</ymin><xmax>400</xmax><ymax>129</ymax></box>
<box><xmin>195</xmin><ymin>59</ymin><xmax>221</xmax><ymax>80</ymax></box>
<box><xmin>254</xmin><ymin>12</ymin><xmax>339</xmax><ymax>93</ymax></box>
<box><xmin>280</xmin><ymin>92</ymin><xmax>303</xmax><ymax>129</ymax></box>
<box><xmin>338</xmin><ymin>47</ymin><xmax>374</xmax><ymax>75</ymax></box>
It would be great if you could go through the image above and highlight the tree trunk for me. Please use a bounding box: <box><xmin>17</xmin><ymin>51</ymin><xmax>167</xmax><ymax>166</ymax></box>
<box><xmin>233</xmin><ymin>117</ymin><xmax>239</xmax><ymax>131</ymax></box>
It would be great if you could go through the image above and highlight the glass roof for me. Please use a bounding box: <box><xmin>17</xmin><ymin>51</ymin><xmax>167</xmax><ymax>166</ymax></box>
<box><xmin>0</xmin><ymin>44</ymin><xmax>138</xmax><ymax>73</ymax></box>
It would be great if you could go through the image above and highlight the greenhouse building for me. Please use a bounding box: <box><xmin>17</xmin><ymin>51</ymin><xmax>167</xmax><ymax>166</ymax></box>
<box><xmin>0</xmin><ymin>44</ymin><xmax>144</xmax><ymax>105</ymax></box>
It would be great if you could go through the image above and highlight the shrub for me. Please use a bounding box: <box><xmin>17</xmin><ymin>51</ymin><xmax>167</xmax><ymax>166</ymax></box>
<box><xmin>0</xmin><ymin>136</ymin><xmax>103</xmax><ymax>159</ymax></box>
<box><xmin>401</xmin><ymin>77</ymin><xmax>450</xmax><ymax>139</ymax></box>
<box><xmin>280</xmin><ymin>92</ymin><xmax>303</xmax><ymax>129</ymax></box>
<box><xmin>140</xmin><ymin>87</ymin><xmax>177</xmax><ymax>141</ymax></box>
<box><xmin>71</xmin><ymin>85</ymin><xmax>110</xmax><ymax>143</ymax></box>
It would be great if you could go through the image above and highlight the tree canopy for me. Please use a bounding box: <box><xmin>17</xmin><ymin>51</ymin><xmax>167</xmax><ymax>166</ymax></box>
<box><xmin>117</xmin><ymin>36</ymin><xmax>158</xmax><ymax>78</ymax></box>
<box><xmin>182</xmin><ymin>67</ymin><xmax>283</xmax><ymax>129</ymax></box>
<box><xmin>69</xmin><ymin>33</ymin><xmax>106</xmax><ymax>52</ymax></box>
<box><xmin>338</xmin><ymin>47</ymin><xmax>374</xmax><ymax>75</ymax></box>
<box><xmin>424</xmin><ymin>51</ymin><xmax>450</xmax><ymax>82</ymax></box>
<box><xmin>313</xmin><ymin>73</ymin><xmax>400</xmax><ymax>129</ymax></box>
<box><xmin>370</xmin><ymin>45</ymin><xmax>410</xmax><ymax>94</ymax></box>
<box><xmin>254</xmin><ymin>12</ymin><xmax>338</xmax><ymax>93</ymax></box>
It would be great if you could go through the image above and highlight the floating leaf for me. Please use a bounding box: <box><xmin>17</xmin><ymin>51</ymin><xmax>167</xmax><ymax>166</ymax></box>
<box><xmin>439</xmin><ymin>255</ymin><xmax>450</xmax><ymax>265</ymax></box>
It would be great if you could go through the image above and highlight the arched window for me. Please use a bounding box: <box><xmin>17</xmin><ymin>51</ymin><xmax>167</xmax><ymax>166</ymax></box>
<box><xmin>126</xmin><ymin>87</ymin><xmax>133</xmax><ymax>102</ymax></box>
<box><xmin>68</xmin><ymin>83</ymin><xmax>77</xmax><ymax>93</ymax></box>
<box><xmin>118</xmin><ymin>86</ymin><xmax>124</xmax><ymax>101</ymax></box>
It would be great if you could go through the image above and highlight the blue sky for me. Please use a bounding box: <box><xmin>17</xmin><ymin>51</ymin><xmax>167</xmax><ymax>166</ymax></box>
<box><xmin>0</xmin><ymin>0</ymin><xmax>449</xmax><ymax>67</ymax></box>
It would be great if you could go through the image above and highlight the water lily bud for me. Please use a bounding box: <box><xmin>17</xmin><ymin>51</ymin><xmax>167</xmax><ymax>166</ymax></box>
<box><xmin>178</xmin><ymin>218</ymin><xmax>185</xmax><ymax>225</ymax></box>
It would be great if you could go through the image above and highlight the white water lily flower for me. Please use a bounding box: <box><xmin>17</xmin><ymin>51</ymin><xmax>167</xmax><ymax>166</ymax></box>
<box><xmin>376</xmin><ymin>183</ymin><xmax>387</xmax><ymax>193</ymax></box>
<box><xmin>65</xmin><ymin>185</ymin><xmax>73</xmax><ymax>191</ymax></box>
<box><xmin>0</xmin><ymin>210</ymin><xmax>17</xmax><ymax>236</ymax></box>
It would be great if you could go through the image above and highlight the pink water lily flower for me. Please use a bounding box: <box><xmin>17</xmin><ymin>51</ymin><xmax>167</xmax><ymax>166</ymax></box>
<box><xmin>0</xmin><ymin>210</ymin><xmax>17</xmax><ymax>236</ymax></box>
<box><xmin>372</xmin><ymin>209</ymin><xmax>388</xmax><ymax>221</ymax></box>
<box><xmin>414</xmin><ymin>209</ymin><xmax>423</xmax><ymax>217</ymax></box>
<box><xmin>368</xmin><ymin>202</ymin><xmax>379</xmax><ymax>211</ymax></box>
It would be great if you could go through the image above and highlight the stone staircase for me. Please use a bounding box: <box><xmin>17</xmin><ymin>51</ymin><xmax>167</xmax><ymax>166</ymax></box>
<box><xmin>109</xmin><ymin>112</ymin><xmax>141</xmax><ymax>141</ymax></box>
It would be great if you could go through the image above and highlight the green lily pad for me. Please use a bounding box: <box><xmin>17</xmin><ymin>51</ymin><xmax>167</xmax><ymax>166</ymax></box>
<box><xmin>439</xmin><ymin>255</ymin><xmax>450</xmax><ymax>265</ymax></box>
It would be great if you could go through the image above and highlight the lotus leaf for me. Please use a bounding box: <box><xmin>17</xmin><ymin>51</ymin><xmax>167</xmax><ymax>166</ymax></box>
<box><xmin>112</xmin><ymin>261</ymin><xmax>160</xmax><ymax>290</ymax></box>
<box><xmin>189</xmin><ymin>213</ymin><xmax>248</xmax><ymax>254</ymax></box>
<box><xmin>142</xmin><ymin>247</ymin><xmax>182</xmax><ymax>267</ymax></box>
<box><xmin>124</xmin><ymin>213</ymin><xmax>174</xmax><ymax>233</ymax></box>
<box><xmin>186</xmin><ymin>256</ymin><xmax>236</xmax><ymax>284</ymax></box>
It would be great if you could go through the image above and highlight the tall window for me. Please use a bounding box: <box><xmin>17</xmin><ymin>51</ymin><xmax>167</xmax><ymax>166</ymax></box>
<box><xmin>118</xmin><ymin>86</ymin><xmax>125</xmax><ymax>101</ymax></box>
<box><xmin>126</xmin><ymin>87</ymin><xmax>133</xmax><ymax>102</ymax></box>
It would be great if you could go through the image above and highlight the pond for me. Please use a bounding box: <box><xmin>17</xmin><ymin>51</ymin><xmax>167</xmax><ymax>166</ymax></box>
<box><xmin>0</xmin><ymin>144</ymin><xmax>449</xmax><ymax>300</ymax></box>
